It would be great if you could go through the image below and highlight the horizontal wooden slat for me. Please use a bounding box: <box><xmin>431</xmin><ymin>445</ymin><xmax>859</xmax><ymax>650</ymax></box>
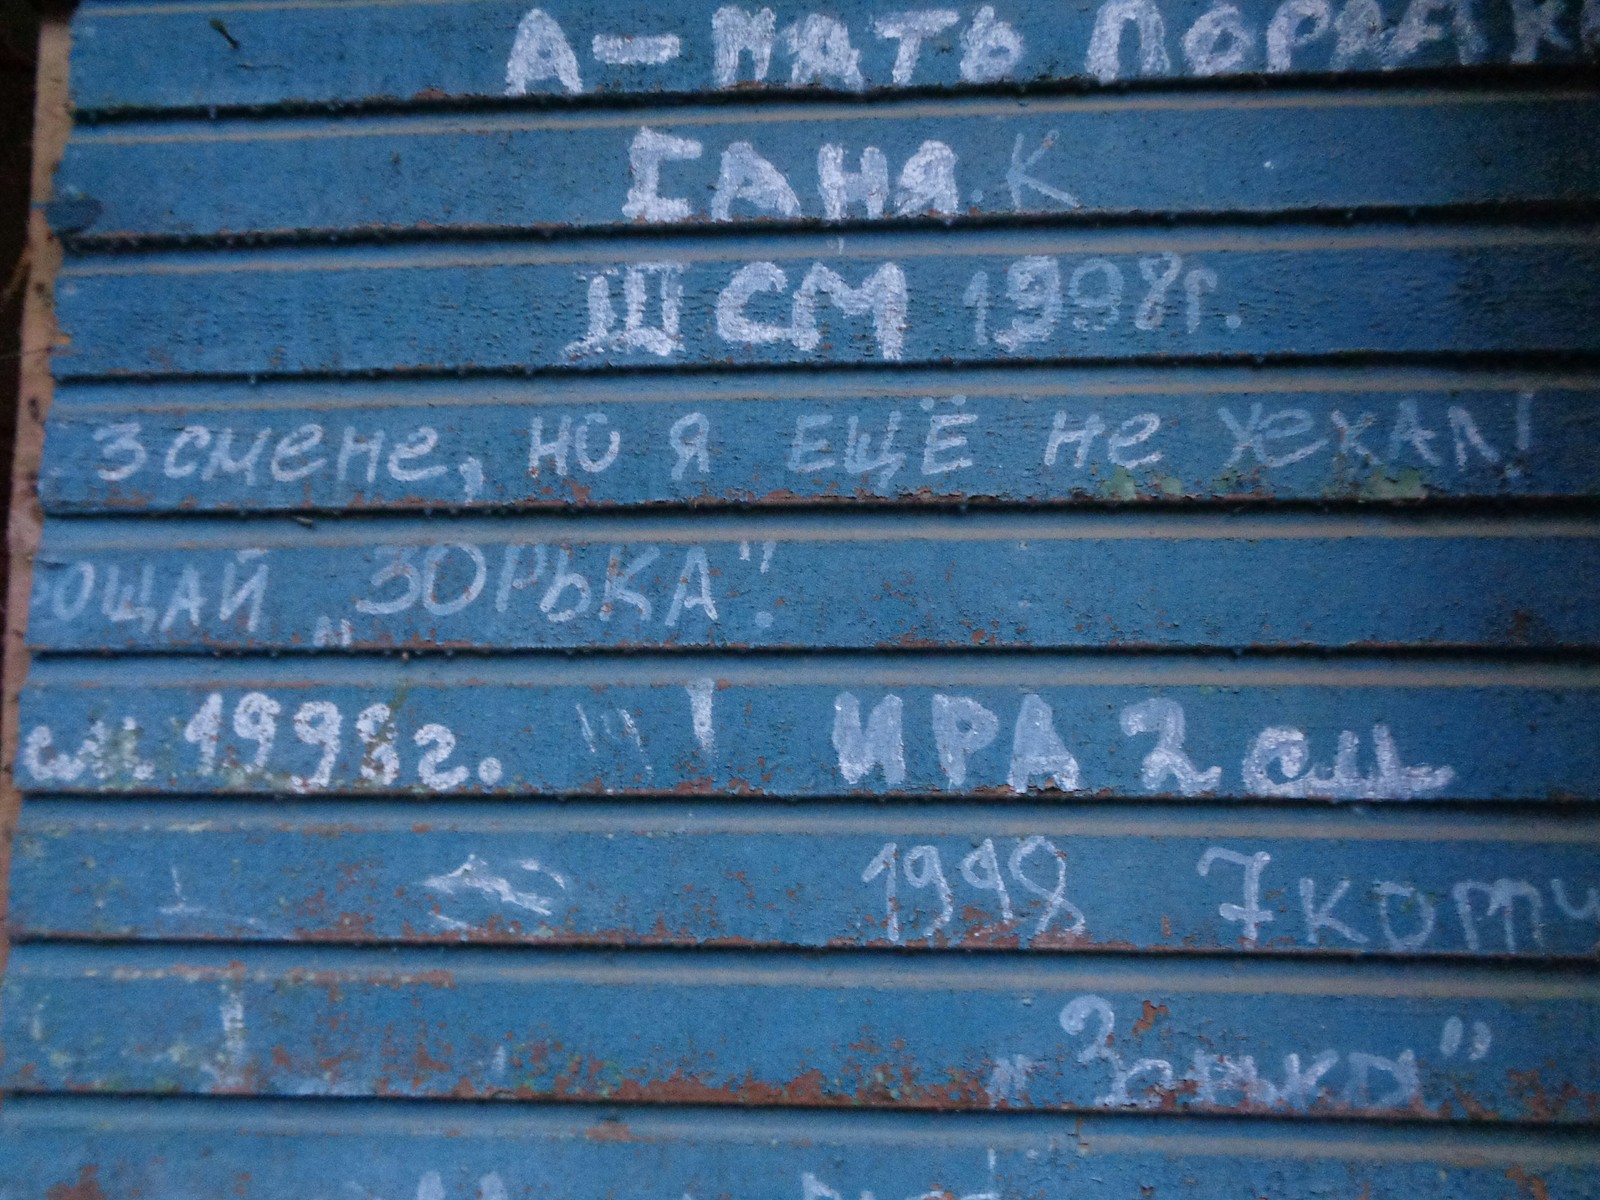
<box><xmin>5</xmin><ymin>1098</ymin><xmax>1597</xmax><ymax>1200</ymax></box>
<box><xmin>5</xmin><ymin>945</ymin><xmax>1597</xmax><ymax>1119</ymax></box>
<box><xmin>67</xmin><ymin>0</ymin><xmax>1600</xmax><ymax>114</ymax></box>
<box><xmin>53</xmin><ymin>89</ymin><xmax>1600</xmax><ymax>240</ymax></box>
<box><xmin>27</xmin><ymin>514</ymin><xmax>1600</xmax><ymax>652</ymax></box>
<box><xmin>53</xmin><ymin>225</ymin><xmax>1600</xmax><ymax>377</ymax></box>
<box><xmin>15</xmin><ymin>656</ymin><xmax>1600</xmax><ymax>799</ymax></box>
<box><xmin>13</xmin><ymin>799</ymin><xmax>1599</xmax><ymax>955</ymax></box>
<box><xmin>36</xmin><ymin>369</ymin><xmax>1594</xmax><ymax>510</ymax></box>
<box><xmin>30</xmin><ymin>517</ymin><xmax>1600</xmax><ymax>648</ymax></box>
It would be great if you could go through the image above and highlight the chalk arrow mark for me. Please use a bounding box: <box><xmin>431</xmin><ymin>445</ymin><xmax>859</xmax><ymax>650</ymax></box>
<box><xmin>423</xmin><ymin>853</ymin><xmax>557</xmax><ymax>916</ymax></box>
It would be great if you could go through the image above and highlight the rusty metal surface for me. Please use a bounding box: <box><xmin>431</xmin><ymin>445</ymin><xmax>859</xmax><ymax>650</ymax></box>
<box><xmin>5</xmin><ymin>1098</ymin><xmax>1598</xmax><ymax>1199</ymax></box>
<box><xmin>4</xmin><ymin>0</ymin><xmax>1600</xmax><ymax>1194</ymax></box>
<box><xmin>6</xmin><ymin>945</ymin><xmax>1600</xmax><ymax>1119</ymax></box>
<box><xmin>11</xmin><ymin>800</ymin><xmax>1599</xmax><ymax>955</ymax></box>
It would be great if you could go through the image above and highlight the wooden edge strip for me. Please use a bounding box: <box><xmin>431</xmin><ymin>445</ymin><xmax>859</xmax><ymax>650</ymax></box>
<box><xmin>0</xmin><ymin>18</ymin><xmax>71</xmax><ymax>971</ymax></box>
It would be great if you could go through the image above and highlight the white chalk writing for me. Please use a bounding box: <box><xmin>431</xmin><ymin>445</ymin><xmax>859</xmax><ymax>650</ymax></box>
<box><xmin>73</xmin><ymin>394</ymin><xmax>1537</xmax><ymax>506</ymax></box>
<box><xmin>504</xmin><ymin>1</ymin><xmax>1591</xmax><ymax>97</ymax></box>
<box><xmin>1057</xmin><ymin>993</ymin><xmax>1464</xmax><ymax>1112</ymax></box>
<box><xmin>862</xmin><ymin>837</ymin><xmax>1086</xmax><ymax>943</ymax></box>
<box><xmin>830</xmin><ymin>693</ymin><xmax>1454</xmax><ymax>799</ymax></box>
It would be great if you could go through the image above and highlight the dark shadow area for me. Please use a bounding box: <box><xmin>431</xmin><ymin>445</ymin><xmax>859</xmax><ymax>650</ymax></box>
<box><xmin>0</xmin><ymin>0</ymin><xmax>39</xmax><ymax>648</ymax></box>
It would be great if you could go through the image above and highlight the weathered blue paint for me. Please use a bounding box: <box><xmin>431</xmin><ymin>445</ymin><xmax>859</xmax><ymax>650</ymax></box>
<box><xmin>15</xmin><ymin>657</ymin><xmax>1600</xmax><ymax>799</ymax></box>
<box><xmin>4</xmin><ymin>1099</ymin><xmax>1596</xmax><ymax>1200</ymax></box>
<box><xmin>41</xmin><ymin>371</ymin><xmax>1582</xmax><ymax>511</ymax></box>
<box><xmin>5</xmin><ymin>945</ymin><xmax>1597</xmax><ymax>1118</ymax></box>
<box><xmin>53</xmin><ymin>225</ymin><xmax>1600</xmax><ymax>378</ymax></box>
<box><xmin>67</xmin><ymin>0</ymin><xmax>1600</xmax><ymax>114</ymax></box>
<box><xmin>53</xmin><ymin>90</ymin><xmax>1600</xmax><ymax>241</ymax></box>
<box><xmin>11</xmin><ymin>0</ymin><xmax>1600</xmax><ymax>1187</ymax></box>
<box><xmin>26</xmin><ymin>515</ymin><xmax>1600</xmax><ymax>651</ymax></box>
<box><xmin>12</xmin><ymin>800</ymin><xmax>1599</xmax><ymax>956</ymax></box>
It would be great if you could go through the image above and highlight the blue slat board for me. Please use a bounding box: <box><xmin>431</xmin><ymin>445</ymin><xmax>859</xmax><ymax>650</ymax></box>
<box><xmin>5</xmin><ymin>946</ymin><xmax>1599</xmax><ymax>1118</ymax></box>
<box><xmin>4</xmin><ymin>1101</ymin><xmax>1596</xmax><ymax>1200</ymax></box>
<box><xmin>12</xmin><ymin>801</ymin><xmax>1599</xmax><ymax>955</ymax></box>
<box><xmin>14</xmin><ymin>657</ymin><xmax>1600</xmax><ymax>798</ymax></box>
<box><xmin>25</xmin><ymin>515</ymin><xmax>1600</xmax><ymax>651</ymax></box>
<box><xmin>50</xmin><ymin>90</ymin><xmax>1600</xmax><ymax>241</ymax></box>
<box><xmin>67</xmin><ymin>0</ymin><xmax>1600</xmax><ymax>113</ymax></box>
<box><xmin>6</xmin><ymin>0</ymin><xmax>1600</xmax><ymax>1193</ymax></box>
<box><xmin>35</xmin><ymin>370</ymin><xmax>1596</xmax><ymax>509</ymax></box>
<box><xmin>52</xmin><ymin>226</ymin><xmax>1600</xmax><ymax>377</ymax></box>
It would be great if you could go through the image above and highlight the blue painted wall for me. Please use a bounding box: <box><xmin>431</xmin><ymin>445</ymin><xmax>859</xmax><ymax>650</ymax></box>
<box><xmin>4</xmin><ymin>0</ymin><xmax>1599</xmax><ymax>1194</ymax></box>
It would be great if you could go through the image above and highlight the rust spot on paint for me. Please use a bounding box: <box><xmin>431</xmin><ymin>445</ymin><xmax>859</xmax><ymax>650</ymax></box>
<box><xmin>593</xmin><ymin>1066</ymin><xmax>834</xmax><ymax>1108</ymax></box>
<box><xmin>46</xmin><ymin>1166</ymin><xmax>104</xmax><ymax>1200</ymax></box>
<box><xmin>1507</xmin><ymin>1068</ymin><xmax>1596</xmax><ymax>1121</ymax></box>
<box><xmin>1506</xmin><ymin>1166</ymin><xmax>1552</xmax><ymax>1200</ymax></box>
<box><xmin>584</xmin><ymin>1119</ymin><xmax>639</xmax><ymax>1143</ymax></box>
<box><xmin>1131</xmin><ymin>1001</ymin><xmax>1169</xmax><ymax>1038</ymax></box>
<box><xmin>414</xmin><ymin>1040</ymin><xmax>451</xmax><ymax>1077</ymax></box>
<box><xmin>1509</xmin><ymin>608</ymin><xmax>1534</xmax><ymax>644</ymax></box>
<box><xmin>1447</xmin><ymin>1086</ymin><xmax>1497</xmax><ymax>1121</ymax></box>
<box><xmin>1028</xmin><ymin>928</ymin><xmax>1097</xmax><ymax>950</ymax></box>
<box><xmin>669</xmin><ymin>776</ymin><xmax>717</xmax><ymax>794</ymax></box>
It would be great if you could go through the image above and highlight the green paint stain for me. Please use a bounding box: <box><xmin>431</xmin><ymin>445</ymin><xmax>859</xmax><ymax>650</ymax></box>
<box><xmin>1361</xmin><ymin>467</ymin><xmax>1428</xmax><ymax>500</ymax></box>
<box><xmin>1100</xmin><ymin>467</ymin><xmax>1138</xmax><ymax>502</ymax></box>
